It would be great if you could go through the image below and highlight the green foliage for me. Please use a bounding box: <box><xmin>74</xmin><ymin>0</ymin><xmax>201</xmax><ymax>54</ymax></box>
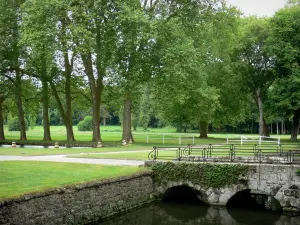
<box><xmin>77</xmin><ymin>116</ymin><xmax>93</xmax><ymax>131</ymax></box>
<box><xmin>297</xmin><ymin>169</ymin><xmax>300</xmax><ymax>176</ymax></box>
<box><xmin>152</xmin><ymin>162</ymin><xmax>248</xmax><ymax>188</ymax></box>
<box><xmin>7</xmin><ymin>117</ymin><xmax>29</xmax><ymax>131</ymax></box>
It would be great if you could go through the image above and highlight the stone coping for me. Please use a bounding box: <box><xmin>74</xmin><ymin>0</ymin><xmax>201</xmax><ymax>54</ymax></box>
<box><xmin>145</xmin><ymin>160</ymin><xmax>300</xmax><ymax>168</ymax></box>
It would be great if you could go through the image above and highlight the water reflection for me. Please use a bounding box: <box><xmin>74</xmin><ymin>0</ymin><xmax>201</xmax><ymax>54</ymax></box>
<box><xmin>98</xmin><ymin>203</ymin><xmax>300</xmax><ymax>225</ymax></box>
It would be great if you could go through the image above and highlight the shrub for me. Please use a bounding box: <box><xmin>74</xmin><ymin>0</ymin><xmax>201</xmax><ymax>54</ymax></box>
<box><xmin>77</xmin><ymin>116</ymin><xmax>93</xmax><ymax>131</ymax></box>
<box><xmin>8</xmin><ymin>117</ymin><xmax>29</xmax><ymax>131</ymax></box>
<box><xmin>297</xmin><ymin>170</ymin><xmax>300</xmax><ymax>176</ymax></box>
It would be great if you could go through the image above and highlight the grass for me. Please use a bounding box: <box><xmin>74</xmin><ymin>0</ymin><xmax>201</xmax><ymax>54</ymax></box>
<box><xmin>1</xmin><ymin>125</ymin><xmax>298</xmax><ymax>156</ymax></box>
<box><xmin>69</xmin><ymin>151</ymin><xmax>158</xmax><ymax>161</ymax></box>
<box><xmin>0</xmin><ymin>161</ymin><xmax>148</xmax><ymax>200</ymax></box>
<box><xmin>67</xmin><ymin>143</ymin><xmax>300</xmax><ymax>161</ymax></box>
<box><xmin>0</xmin><ymin>145</ymin><xmax>152</xmax><ymax>156</ymax></box>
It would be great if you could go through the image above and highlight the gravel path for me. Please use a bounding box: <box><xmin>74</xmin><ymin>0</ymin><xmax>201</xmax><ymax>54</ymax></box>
<box><xmin>0</xmin><ymin>155</ymin><xmax>146</xmax><ymax>166</ymax></box>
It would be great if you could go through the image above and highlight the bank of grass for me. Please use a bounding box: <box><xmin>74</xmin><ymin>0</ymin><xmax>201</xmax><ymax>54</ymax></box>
<box><xmin>0</xmin><ymin>161</ymin><xmax>148</xmax><ymax>200</ymax></box>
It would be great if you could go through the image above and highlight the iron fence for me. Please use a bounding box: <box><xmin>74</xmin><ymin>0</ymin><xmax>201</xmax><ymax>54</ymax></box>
<box><xmin>148</xmin><ymin>143</ymin><xmax>300</xmax><ymax>165</ymax></box>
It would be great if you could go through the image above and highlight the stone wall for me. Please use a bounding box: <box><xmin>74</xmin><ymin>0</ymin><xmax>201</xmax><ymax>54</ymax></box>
<box><xmin>0</xmin><ymin>171</ymin><xmax>154</xmax><ymax>225</ymax></box>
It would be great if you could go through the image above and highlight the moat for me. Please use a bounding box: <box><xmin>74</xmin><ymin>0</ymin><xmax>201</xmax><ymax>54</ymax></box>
<box><xmin>99</xmin><ymin>203</ymin><xmax>300</xmax><ymax>225</ymax></box>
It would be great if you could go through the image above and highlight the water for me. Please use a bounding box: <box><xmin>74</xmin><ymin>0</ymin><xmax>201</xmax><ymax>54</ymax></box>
<box><xmin>98</xmin><ymin>203</ymin><xmax>300</xmax><ymax>225</ymax></box>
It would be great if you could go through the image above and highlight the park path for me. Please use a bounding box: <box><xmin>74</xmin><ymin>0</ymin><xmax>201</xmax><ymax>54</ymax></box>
<box><xmin>0</xmin><ymin>154</ymin><xmax>146</xmax><ymax>166</ymax></box>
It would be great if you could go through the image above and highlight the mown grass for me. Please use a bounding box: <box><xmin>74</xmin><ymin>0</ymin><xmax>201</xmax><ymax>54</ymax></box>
<box><xmin>1</xmin><ymin>125</ymin><xmax>298</xmax><ymax>156</ymax></box>
<box><xmin>0</xmin><ymin>161</ymin><xmax>147</xmax><ymax>200</ymax></box>
<box><xmin>68</xmin><ymin>143</ymin><xmax>300</xmax><ymax>161</ymax></box>
<box><xmin>0</xmin><ymin>145</ymin><xmax>153</xmax><ymax>156</ymax></box>
<box><xmin>3</xmin><ymin>125</ymin><xmax>294</xmax><ymax>143</ymax></box>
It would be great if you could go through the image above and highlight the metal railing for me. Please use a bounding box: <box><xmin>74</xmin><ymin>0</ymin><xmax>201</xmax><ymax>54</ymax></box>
<box><xmin>148</xmin><ymin>143</ymin><xmax>300</xmax><ymax>165</ymax></box>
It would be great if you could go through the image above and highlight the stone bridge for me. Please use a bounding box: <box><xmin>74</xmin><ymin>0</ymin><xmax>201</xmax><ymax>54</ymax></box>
<box><xmin>147</xmin><ymin>161</ymin><xmax>300</xmax><ymax>214</ymax></box>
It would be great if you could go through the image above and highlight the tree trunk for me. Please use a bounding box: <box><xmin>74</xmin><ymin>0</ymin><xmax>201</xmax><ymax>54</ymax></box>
<box><xmin>256</xmin><ymin>88</ymin><xmax>264</xmax><ymax>136</ymax></box>
<box><xmin>50</xmin><ymin>81</ymin><xmax>75</xmax><ymax>142</ymax></box>
<box><xmin>291</xmin><ymin>109</ymin><xmax>300</xmax><ymax>142</ymax></box>
<box><xmin>0</xmin><ymin>97</ymin><xmax>5</xmax><ymax>140</ymax></box>
<box><xmin>63</xmin><ymin>50</ymin><xmax>75</xmax><ymax>142</ymax></box>
<box><xmin>91</xmin><ymin>88</ymin><xmax>101</xmax><ymax>142</ymax></box>
<box><xmin>15</xmin><ymin>69</ymin><xmax>27</xmax><ymax>141</ymax></box>
<box><xmin>42</xmin><ymin>80</ymin><xmax>51</xmax><ymax>141</ymax></box>
<box><xmin>81</xmin><ymin>53</ymin><xmax>103</xmax><ymax>142</ymax></box>
<box><xmin>122</xmin><ymin>97</ymin><xmax>134</xmax><ymax>142</ymax></box>
<box><xmin>271</xmin><ymin>123</ymin><xmax>273</xmax><ymax>134</ymax></box>
<box><xmin>199</xmin><ymin>121</ymin><xmax>208</xmax><ymax>138</ymax></box>
<box><xmin>263</xmin><ymin>118</ymin><xmax>270</xmax><ymax>137</ymax></box>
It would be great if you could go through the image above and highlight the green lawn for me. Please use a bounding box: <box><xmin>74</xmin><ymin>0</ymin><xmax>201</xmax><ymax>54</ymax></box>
<box><xmin>1</xmin><ymin>125</ymin><xmax>298</xmax><ymax>156</ymax></box>
<box><xmin>67</xmin><ymin>143</ymin><xmax>300</xmax><ymax>161</ymax></box>
<box><xmin>0</xmin><ymin>161</ymin><xmax>148</xmax><ymax>200</ymax></box>
<box><xmin>69</xmin><ymin>151</ymin><xmax>164</xmax><ymax>161</ymax></box>
<box><xmin>0</xmin><ymin>145</ymin><xmax>153</xmax><ymax>156</ymax></box>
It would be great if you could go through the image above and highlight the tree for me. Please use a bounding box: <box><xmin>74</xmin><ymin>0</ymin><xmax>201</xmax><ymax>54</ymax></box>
<box><xmin>233</xmin><ymin>18</ymin><xmax>274</xmax><ymax>137</ymax></box>
<box><xmin>0</xmin><ymin>78</ymin><xmax>11</xmax><ymax>140</ymax></box>
<box><xmin>22</xmin><ymin>0</ymin><xmax>78</xmax><ymax>142</ymax></box>
<box><xmin>0</xmin><ymin>0</ymin><xmax>28</xmax><ymax>140</ymax></box>
<box><xmin>112</xmin><ymin>0</ymin><xmax>154</xmax><ymax>142</ymax></box>
<box><xmin>21</xmin><ymin>0</ymin><xmax>58</xmax><ymax>141</ymax></box>
<box><xmin>69</xmin><ymin>0</ymin><xmax>121</xmax><ymax>142</ymax></box>
<box><xmin>268</xmin><ymin>5</ymin><xmax>300</xmax><ymax>141</ymax></box>
<box><xmin>152</xmin><ymin>0</ymin><xmax>241</xmax><ymax>138</ymax></box>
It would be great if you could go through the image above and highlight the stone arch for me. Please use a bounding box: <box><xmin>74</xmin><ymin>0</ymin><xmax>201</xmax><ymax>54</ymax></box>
<box><xmin>226</xmin><ymin>189</ymin><xmax>282</xmax><ymax>212</ymax></box>
<box><xmin>156</xmin><ymin>181</ymin><xmax>208</xmax><ymax>204</ymax></box>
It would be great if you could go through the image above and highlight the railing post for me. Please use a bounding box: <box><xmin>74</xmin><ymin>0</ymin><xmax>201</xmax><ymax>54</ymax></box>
<box><xmin>287</xmin><ymin>150</ymin><xmax>293</xmax><ymax>164</ymax></box>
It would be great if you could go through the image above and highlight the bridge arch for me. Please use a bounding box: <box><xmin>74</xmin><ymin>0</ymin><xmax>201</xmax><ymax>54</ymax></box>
<box><xmin>156</xmin><ymin>182</ymin><xmax>208</xmax><ymax>204</ymax></box>
<box><xmin>226</xmin><ymin>189</ymin><xmax>282</xmax><ymax>212</ymax></box>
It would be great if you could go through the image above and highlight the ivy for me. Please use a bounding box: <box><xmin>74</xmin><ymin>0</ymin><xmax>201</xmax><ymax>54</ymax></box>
<box><xmin>297</xmin><ymin>170</ymin><xmax>300</xmax><ymax>176</ymax></box>
<box><xmin>151</xmin><ymin>162</ymin><xmax>248</xmax><ymax>188</ymax></box>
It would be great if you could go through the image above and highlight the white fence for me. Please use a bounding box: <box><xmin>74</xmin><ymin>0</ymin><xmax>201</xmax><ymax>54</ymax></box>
<box><xmin>134</xmin><ymin>133</ymin><xmax>196</xmax><ymax>145</ymax></box>
<box><xmin>227</xmin><ymin>135</ymin><xmax>280</xmax><ymax>145</ymax></box>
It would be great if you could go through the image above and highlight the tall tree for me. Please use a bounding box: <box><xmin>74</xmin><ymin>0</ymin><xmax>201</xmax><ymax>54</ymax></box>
<box><xmin>234</xmin><ymin>18</ymin><xmax>274</xmax><ymax>137</ymax></box>
<box><xmin>0</xmin><ymin>79</ymin><xmax>11</xmax><ymax>140</ymax></box>
<box><xmin>268</xmin><ymin>5</ymin><xmax>300</xmax><ymax>141</ymax></box>
<box><xmin>23</xmin><ymin>0</ymin><xmax>77</xmax><ymax>142</ymax></box>
<box><xmin>21</xmin><ymin>0</ymin><xmax>59</xmax><ymax>141</ymax></box>
<box><xmin>69</xmin><ymin>0</ymin><xmax>121</xmax><ymax>142</ymax></box>
<box><xmin>112</xmin><ymin>0</ymin><xmax>154</xmax><ymax>142</ymax></box>
<box><xmin>0</xmin><ymin>0</ymin><xmax>28</xmax><ymax>140</ymax></box>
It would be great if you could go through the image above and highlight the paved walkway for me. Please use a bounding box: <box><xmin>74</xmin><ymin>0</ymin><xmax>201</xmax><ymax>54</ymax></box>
<box><xmin>0</xmin><ymin>155</ymin><xmax>146</xmax><ymax>166</ymax></box>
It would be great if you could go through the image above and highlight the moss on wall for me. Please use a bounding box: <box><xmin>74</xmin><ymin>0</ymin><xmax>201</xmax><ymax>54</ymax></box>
<box><xmin>152</xmin><ymin>162</ymin><xmax>248</xmax><ymax>188</ymax></box>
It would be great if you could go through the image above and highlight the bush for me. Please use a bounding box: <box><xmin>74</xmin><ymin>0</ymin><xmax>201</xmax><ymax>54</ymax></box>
<box><xmin>77</xmin><ymin>116</ymin><xmax>93</xmax><ymax>131</ymax></box>
<box><xmin>8</xmin><ymin>117</ymin><xmax>29</xmax><ymax>131</ymax></box>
